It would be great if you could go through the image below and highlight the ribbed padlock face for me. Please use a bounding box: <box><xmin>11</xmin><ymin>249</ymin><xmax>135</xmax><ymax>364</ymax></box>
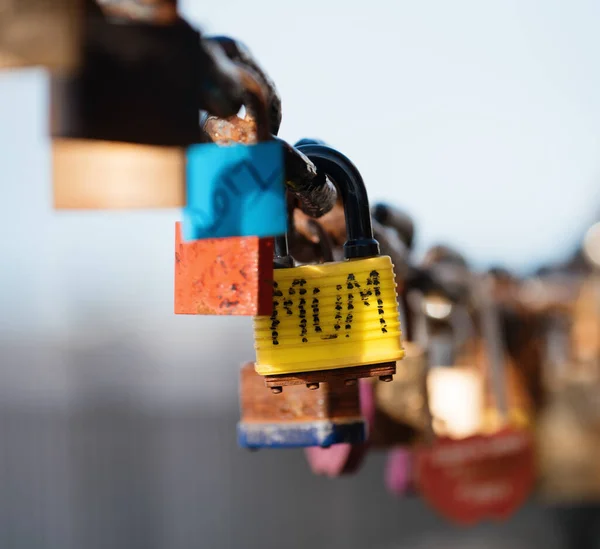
<box><xmin>253</xmin><ymin>256</ymin><xmax>404</xmax><ymax>375</ymax></box>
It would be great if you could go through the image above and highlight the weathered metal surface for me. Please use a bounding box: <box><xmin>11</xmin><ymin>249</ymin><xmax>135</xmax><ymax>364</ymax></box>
<box><xmin>263</xmin><ymin>363</ymin><xmax>397</xmax><ymax>390</ymax></box>
<box><xmin>206</xmin><ymin>36</ymin><xmax>282</xmax><ymax>135</ymax></box>
<box><xmin>282</xmin><ymin>139</ymin><xmax>338</xmax><ymax>218</ymax></box>
<box><xmin>204</xmin><ymin>114</ymin><xmax>258</xmax><ymax>145</ymax></box>
<box><xmin>174</xmin><ymin>222</ymin><xmax>274</xmax><ymax>316</ymax></box>
<box><xmin>238</xmin><ymin>362</ymin><xmax>366</xmax><ymax>449</ymax></box>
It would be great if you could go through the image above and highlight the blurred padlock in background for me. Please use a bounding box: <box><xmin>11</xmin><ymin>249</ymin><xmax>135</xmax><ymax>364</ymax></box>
<box><xmin>3</xmin><ymin>1</ymin><xmax>600</xmax><ymax>548</ymax></box>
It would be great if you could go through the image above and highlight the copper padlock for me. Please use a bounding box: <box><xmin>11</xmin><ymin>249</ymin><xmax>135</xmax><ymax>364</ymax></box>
<box><xmin>237</xmin><ymin>362</ymin><xmax>366</xmax><ymax>449</ymax></box>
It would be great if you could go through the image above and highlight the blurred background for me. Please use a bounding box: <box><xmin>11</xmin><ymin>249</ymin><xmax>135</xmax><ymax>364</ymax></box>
<box><xmin>1</xmin><ymin>0</ymin><xmax>600</xmax><ymax>547</ymax></box>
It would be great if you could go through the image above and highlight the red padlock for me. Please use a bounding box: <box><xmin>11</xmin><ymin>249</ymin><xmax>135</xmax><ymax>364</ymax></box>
<box><xmin>415</xmin><ymin>427</ymin><xmax>535</xmax><ymax>525</ymax></box>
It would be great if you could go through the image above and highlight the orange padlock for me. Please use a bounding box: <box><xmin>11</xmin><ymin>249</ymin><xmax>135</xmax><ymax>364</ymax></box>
<box><xmin>174</xmin><ymin>222</ymin><xmax>274</xmax><ymax>316</ymax></box>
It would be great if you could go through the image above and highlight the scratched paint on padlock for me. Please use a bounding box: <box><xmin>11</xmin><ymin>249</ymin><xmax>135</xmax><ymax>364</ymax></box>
<box><xmin>0</xmin><ymin>0</ymin><xmax>81</xmax><ymax>70</ymax></box>
<box><xmin>183</xmin><ymin>142</ymin><xmax>286</xmax><ymax>241</ymax></box>
<box><xmin>174</xmin><ymin>222</ymin><xmax>273</xmax><ymax>316</ymax></box>
<box><xmin>253</xmin><ymin>256</ymin><xmax>405</xmax><ymax>375</ymax></box>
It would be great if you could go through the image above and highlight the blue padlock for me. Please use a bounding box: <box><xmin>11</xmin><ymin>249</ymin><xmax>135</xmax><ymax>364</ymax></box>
<box><xmin>182</xmin><ymin>139</ymin><xmax>286</xmax><ymax>241</ymax></box>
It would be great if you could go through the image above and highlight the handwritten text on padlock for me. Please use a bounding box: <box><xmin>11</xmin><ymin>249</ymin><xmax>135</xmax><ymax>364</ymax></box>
<box><xmin>269</xmin><ymin>271</ymin><xmax>389</xmax><ymax>345</ymax></box>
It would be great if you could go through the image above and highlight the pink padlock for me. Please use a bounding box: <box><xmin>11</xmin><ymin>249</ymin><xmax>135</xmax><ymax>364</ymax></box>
<box><xmin>385</xmin><ymin>447</ymin><xmax>416</xmax><ymax>496</ymax></box>
<box><xmin>304</xmin><ymin>379</ymin><xmax>376</xmax><ymax>477</ymax></box>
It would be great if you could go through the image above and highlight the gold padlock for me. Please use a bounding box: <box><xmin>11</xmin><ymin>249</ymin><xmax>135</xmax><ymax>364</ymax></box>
<box><xmin>253</xmin><ymin>144</ymin><xmax>404</xmax><ymax>390</ymax></box>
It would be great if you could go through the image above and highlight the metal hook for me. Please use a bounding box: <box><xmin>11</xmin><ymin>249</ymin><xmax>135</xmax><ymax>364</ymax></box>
<box><xmin>205</xmin><ymin>35</ymin><xmax>282</xmax><ymax>136</ymax></box>
<box><xmin>233</xmin><ymin>66</ymin><xmax>272</xmax><ymax>141</ymax></box>
<box><xmin>202</xmin><ymin>64</ymin><xmax>271</xmax><ymax>142</ymax></box>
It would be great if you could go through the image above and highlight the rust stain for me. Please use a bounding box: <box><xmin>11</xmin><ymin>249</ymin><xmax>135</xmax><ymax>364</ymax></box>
<box><xmin>97</xmin><ymin>0</ymin><xmax>178</xmax><ymax>24</ymax></box>
<box><xmin>204</xmin><ymin>114</ymin><xmax>258</xmax><ymax>145</ymax></box>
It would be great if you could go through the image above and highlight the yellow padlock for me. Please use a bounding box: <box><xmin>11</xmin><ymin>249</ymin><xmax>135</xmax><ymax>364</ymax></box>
<box><xmin>253</xmin><ymin>144</ymin><xmax>404</xmax><ymax>382</ymax></box>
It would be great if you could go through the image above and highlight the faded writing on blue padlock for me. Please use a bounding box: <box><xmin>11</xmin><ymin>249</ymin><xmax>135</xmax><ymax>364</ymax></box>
<box><xmin>183</xmin><ymin>141</ymin><xmax>286</xmax><ymax>241</ymax></box>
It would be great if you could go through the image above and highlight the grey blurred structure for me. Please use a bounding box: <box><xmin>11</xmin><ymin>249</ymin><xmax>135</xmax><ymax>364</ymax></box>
<box><xmin>0</xmin><ymin>319</ymin><xmax>565</xmax><ymax>549</ymax></box>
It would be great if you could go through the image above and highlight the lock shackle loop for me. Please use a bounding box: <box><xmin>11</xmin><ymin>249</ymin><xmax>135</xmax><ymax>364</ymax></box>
<box><xmin>206</xmin><ymin>35</ymin><xmax>282</xmax><ymax>136</ymax></box>
<box><xmin>296</xmin><ymin>144</ymin><xmax>380</xmax><ymax>260</ymax></box>
<box><xmin>230</xmin><ymin>65</ymin><xmax>272</xmax><ymax>141</ymax></box>
<box><xmin>273</xmin><ymin>139</ymin><xmax>337</xmax><ymax>268</ymax></box>
<box><xmin>200</xmin><ymin>61</ymin><xmax>271</xmax><ymax>143</ymax></box>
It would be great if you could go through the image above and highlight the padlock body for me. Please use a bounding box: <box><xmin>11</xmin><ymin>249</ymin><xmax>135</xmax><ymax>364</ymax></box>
<box><xmin>0</xmin><ymin>0</ymin><xmax>82</xmax><ymax>72</ymax></box>
<box><xmin>183</xmin><ymin>142</ymin><xmax>286</xmax><ymax>240</ymax></box>
<box><xmin>253</xmin><ymin>255</ymin><xmax>404</xmax><ymax>375</ymax></box>
<box><xmin>375</xmin><ymin>342</ymin><xmax>430</xmax><ymax>440</ymax></box>
<box><xmin>238</xmin><ymin>363</ymin><xmax>365</xmax><ymax>449</ymax></box>
<box><xmin>52</xmin><ymin>138</ymin><xmax>186</xmax><ymax>209</ymax></box>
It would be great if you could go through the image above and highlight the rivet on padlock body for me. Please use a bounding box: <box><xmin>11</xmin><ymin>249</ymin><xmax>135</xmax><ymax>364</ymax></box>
<box><xmin>253</xmin><ymin>144</ymin><xmax>405</xmax><ymax>389</ymax></box>
<box><xmin>237</xmin><ymin>362</ymin><xmax>367</xmax><ymax>449</ymax></box>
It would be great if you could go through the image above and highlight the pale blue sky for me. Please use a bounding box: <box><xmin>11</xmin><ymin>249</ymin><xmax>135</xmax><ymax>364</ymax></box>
<box><xmin>1</xmin><ymin>0</ymin><xmax>600</xmax><ymax>343</ymax></box>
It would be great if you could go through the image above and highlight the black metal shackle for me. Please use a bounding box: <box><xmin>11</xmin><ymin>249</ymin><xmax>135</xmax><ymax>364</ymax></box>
<box><xmin>297</xmin><ymin>143</ymin><xmax>380</xmax><ymax>260</ymax></box>
<box><xmin>274</xmin><ymin>143</ymin><xmax>380</xmax><ymax>267</ymax></box>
